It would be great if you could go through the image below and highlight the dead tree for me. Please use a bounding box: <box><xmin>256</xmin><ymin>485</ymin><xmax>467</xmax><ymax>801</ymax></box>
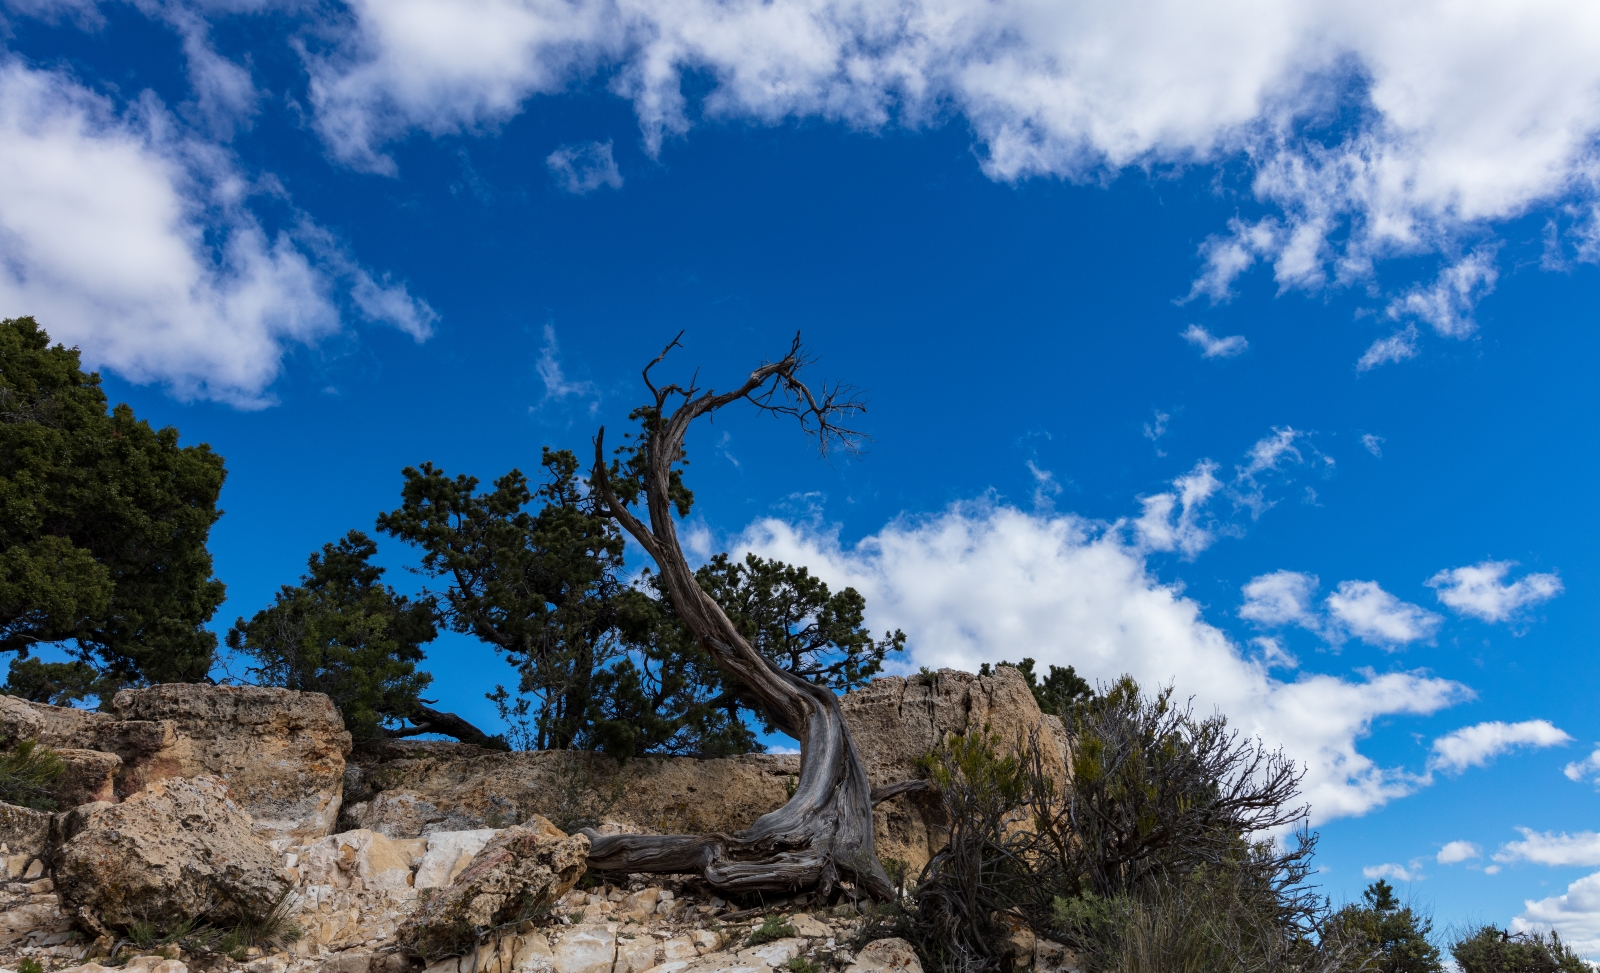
<box><xmin>584</xmin><ymin>333</ymin><xmax>903</xmax><ymax>901</ymax></box>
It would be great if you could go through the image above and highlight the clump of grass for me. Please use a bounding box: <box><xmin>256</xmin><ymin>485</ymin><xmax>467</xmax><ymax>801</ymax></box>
<box><xmin>0</xmin><ymin>734</ymin><xmax>66</xmax><ymax>810</ymax></box>
<box><xmin>786</xmin><ymin>958</ymin><xmax>822</xmax><ymax>973</ymax></box>
<box><xmin>746</xmin><ymin>915</ymin><xmax>798</xmax><ymax>947</ymax></box>
<box><xmin>18</xmin><ymin>958</ymin><xmax>45</xmax><ymax>973</ymax></box>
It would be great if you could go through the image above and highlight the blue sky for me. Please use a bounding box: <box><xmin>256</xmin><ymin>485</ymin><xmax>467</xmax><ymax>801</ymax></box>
<box><xmin>4</xmin><ymin>0</ymin><xmax>1600</xmax><ymax>952</ymax></box>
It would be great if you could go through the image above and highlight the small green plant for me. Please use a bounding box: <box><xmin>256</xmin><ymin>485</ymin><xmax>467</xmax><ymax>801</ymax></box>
<box><xmin>786</xmin><ymin>958</ymin><xmax>822</xmax><ymax>973</ymax></box>
<box><xmin>18</xmin><ymin>958</ymin><xmax>45</xmax><ymax>973</ymax></box>
<box><xmin>129</xmin><ymin>919</ymin><xmax>160</xmax><ymax>950</ymax></box>
<box><xmin>746</xmin><ymin>915</ymin><xmax>798</xmax><ymax>947</ymax></box>
<box><xmin>0</xmin><ymin>734</ymin><xmax>66</xmax><ymax>810</ymax></box>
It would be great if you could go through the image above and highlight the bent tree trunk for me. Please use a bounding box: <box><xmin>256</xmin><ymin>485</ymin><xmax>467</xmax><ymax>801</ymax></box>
<box><xmin>585</xmin><ymin>336</ymin><xmax>895</xmax><ymax>901</ymax></box>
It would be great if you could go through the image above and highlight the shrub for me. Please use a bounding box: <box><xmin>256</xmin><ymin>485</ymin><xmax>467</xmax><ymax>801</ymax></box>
<box><xmin>907</xmin><ymin>675</ymin><xmax>1347</xmax><ymax>973</ymax></box>
<box><xmin>0</xmin><ymin>734</ymin><xmax>66</xmax><ymax>810</ymax></box>
<box><xmin>1450</xmin><ymin>925</ymin><xmax>1588</xmax><ymax>973</ymax></box>
<box><xmin>747</xmin><ymin>915</ymin><xmax>798</xmax><ymax>946</ymax></box>
<box><xmin>1325</xmin><ymin>880</ymin><xmax>1442</xmax><ymax>972</ymax></box>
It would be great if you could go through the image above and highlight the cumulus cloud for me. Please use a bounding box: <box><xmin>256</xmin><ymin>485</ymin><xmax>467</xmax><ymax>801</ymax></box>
<box><xmin>1325</xmin><ymin>580</ymin><xmax>1441</xmax><ymax>649</ymax></box>
<box><xmin>1564</xmin><ymin>748</ymin><xmax>1600</xmax><ymax>787</ymax></box>
<box><xmin>1239</xmin><ymin>570</ymin><xmax>1320</xmax><ymax>628</ymax></box>
<box><xmin>734</xmin><ymin>500</ymin><xmax>1470</xmax><ymax>823</ymax></box>
<box><xmin>0</xmin><ymin>56</ymin><xmax>433</xmax><ymax>406</ymax></box>
<box><xmin>278</xmin><ymin>0</ymin><xmax>1600</xmax><ymax>324</ymax></box>
<box><xmin>1132</xmin><ymin>460</ymin><xmax>1221</xmax><ymax>558</ymax></box>
<box><xmin>1496</xmin><ymin>829</ymin><xmax>1600</xmax><ymax>868</ymax></box>
<box><xmin>1428</xmin><ymin>720</ymin><xmax>1572</xmax><ymax>775</ymax></box>
<box><xmin>1180</xmin><ymin>324</ymin><xmax>1248</xmax><ymax>358</ymax></box>
<box><xmin>1515</xmin><ymin>872</ymin><xmax>1600</xmax><ymax>956</ymax></box>
<box><xmin>1427</xmin><ymin>561</ymin><xmax>1564</xmax><ymax>623</ymax></box>
<box><xmin>546</xmin><ymin>140</ymin><xmax>623</xmax><ymax>194</ymax></box>
<box><xmin>1437</xmin><ymin>840</ymin><xmax>1481</xmax><ymax>864</ymax></box>
<box><xmin>1364</xmin><ymin>861</ymin><xmax>1424</xmax><ymax>882</ymax></box>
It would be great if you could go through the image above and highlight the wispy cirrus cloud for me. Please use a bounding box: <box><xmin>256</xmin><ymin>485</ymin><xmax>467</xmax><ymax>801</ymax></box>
<box><xmin>1180</xmin><ymin>324</ymin><xmax>1248</xmax><ymax>359</ymax></box>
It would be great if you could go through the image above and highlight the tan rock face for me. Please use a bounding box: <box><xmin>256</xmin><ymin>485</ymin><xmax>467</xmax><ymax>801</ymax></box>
<box><xmin>112</xmin><ymin>684</ymin><xmax>352</xmax><ymax>841</ymax></box>
<box><xmin>2</xmin><ymin>684</ymin><xmax>351</xmax><ymax>841</ymax></box>
<box><xmin>397</xmin><ymin>817</ymin><xmax>588</xmax><ymax>959</ymax></box>
<box><xmin>342</xmin><ymin>747</ymin><xmax>800</xmax><ymax>840</ymax></box>
<box><xmin>839</xmin><ymin>666</ymin><xmax>1068</xmax><ymax>871</ymax></box>
<box><xmin>53</xmin><ymin>775</ymin><xmax>291</xmax><ymax>933</ymax></box>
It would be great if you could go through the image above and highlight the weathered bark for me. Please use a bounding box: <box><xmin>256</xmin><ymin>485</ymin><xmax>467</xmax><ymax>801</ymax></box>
<box><xmin>389</xmin><ymin>705</ymin><xmax>509</xmax><ymax>751</ymax></box>
<box><xmin>586</xmin><ymin>335</ymin><xmax>894</xmax><ymax>901</ymax></box>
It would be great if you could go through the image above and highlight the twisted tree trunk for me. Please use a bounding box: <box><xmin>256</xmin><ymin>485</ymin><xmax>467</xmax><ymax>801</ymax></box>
<box><xmin>584</xmin><ymin>335</ymin><xmax>896</xmax><ymax>901</ymax></box>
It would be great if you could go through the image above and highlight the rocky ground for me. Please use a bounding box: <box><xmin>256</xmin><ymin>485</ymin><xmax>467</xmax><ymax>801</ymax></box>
<box><xmin>0</xmin><ymin>670</ymin><xmax>1078</xmax><ymax>973</ymax></box>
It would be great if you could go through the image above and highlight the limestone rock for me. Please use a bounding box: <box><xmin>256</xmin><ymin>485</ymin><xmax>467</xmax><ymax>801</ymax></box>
<box><xmin>342</xmin><ymin>745</ymin><xmax>798</xmax><ymax>841</ymax></box>
<box><xmin>736</xmin><ymin>938</ymin><xmax>805</xmax><ymax>967</ymax></box>
<box><xmin>111</xmin><ymin>684</ymin><xmax>352</xmax><ymax>841</ymax></box>
<box><xmin>295</xmin><ymin>829</ymin><xmax>427</xmax><ymax>892</ymax></box>
<box><xmin>839</xmin><ymin>667</ymin><xmax>1069</xmax><ymax>870</ymax></box>
<box><xmin>397</xmin><ymin>818</ymin><xmax>588</xmax><ymax>958</ymax></box>
<box><xmin>844</xmin><ymin>939</ymin><xmax>923</xmax><ymax>973</ymax></box>
<box><xmin>53</xmin><ymin>775</ymin><xmax>290</xmax><ymax>933</ymax></box>
<box><xmin>551</xmin><ymin>923</ymin><xmax>616</xmax><ymax>973</ymax></box>
<box><xmin>413</xmin><ymin>829</ymin><xmax>498</xmax><ymax>889</ymax></box>
<box><xmin>787</xmin><ymin>915</ymin><xmax>829</xmax><ymax>939</ymax></box>
<box><xmin>0</xmin><ymin>801</ymin><xmax>51</xmax><ymax>870</ymax></box>
<box><xmin>53</xmin><ymin>748</ymin><xmax>122</xmax><ymax>806</ymax></box>
<box><xmin>0</xmin><ymin>694</ymin><xmax>176</xmax><ymax>802</ymax></box>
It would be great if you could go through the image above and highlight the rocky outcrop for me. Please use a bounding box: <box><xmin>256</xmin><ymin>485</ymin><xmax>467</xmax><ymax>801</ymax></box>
<box><xmin>53</xmin><ymin>776</ymin><xmax>291</xmax><ymax>934</ymax></box>
<box><xmin>0</xmin><ymin>801</ymin><xmax>50</xmax><ymax>878</ymax></box>
<box><xmin>397</xmin><ymin>816</ymin><xmax>588</xmax><ymax>959</ymax></box>
<box><xmin>839</xmin><ymin>666</ymin><xmax>1070</xmax><ymax>871</ymax></box>
<box><xmin>341</xmin><ymin>748</ymin><xmax>801</xmax><ymax>840</ymax></box>
<box><xmin>338</xmin><ymin>667</ymin><xmax>1060</xmax><ymax>875</ymax></box>
<box><xmin>111</xmin><ymin>685</ymin><xmax>352</xmax><ymax>841</ymax></box>
<box><xmin>1</xmin><ymin>684</ymin><xmax>351</xmax><ymax>841</ymax></box>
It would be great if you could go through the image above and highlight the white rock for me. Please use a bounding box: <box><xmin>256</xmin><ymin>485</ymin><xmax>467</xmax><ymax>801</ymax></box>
<box><xmin>616</xmin><ymin>934</ymin><xmax>658</xmax><ymax>973</ymax></box>
<box><xmin>246</xmin><ymin>958</ymin><xmax>288</xmax><ymax>973</ymax></box>
<box><xmin>787</xmin><ymin>915</ymin><xmax>830</xmax><ymax>939</ymax></box>
<box><xmin>736</xmin><ymin>938</ymin><xmax>805</xmax><ymax>968</ymax></box>
<box><xmin>689</xmin><ymin>931</ymin><xmax>720</xmax><ymax>954</ymax></box>
<box><xmin>297</xmin><ymin>831</ymin><xmax>425</xmax><ymax>892</ymax></box>
<box><xmin>508</xmin><ymin>930</ymin><xmax>557</xmax><ymax>973</ymax></box>
<box><xmin>412</xmin><ymin>829</ymin><xmax>500</xmax><ymax>889</ymax></box>
<box><xmin>553</xmin><ymin>923</ymin><xmax>619</xmax><ymax>973</ymax></box>
<box><xmin>844</xmin><ymin>939</ymin><xmax>922</xmax><ymax>973</ymax></box>
<box><xmin>660</xmin><ymin>938</ymin><xmax>698</xmax><ymax>962</ymax></box>
<box><xmin>637</xmin><ymin>962</ymin><xmax>693</xmax><ymax>973</ymax></box>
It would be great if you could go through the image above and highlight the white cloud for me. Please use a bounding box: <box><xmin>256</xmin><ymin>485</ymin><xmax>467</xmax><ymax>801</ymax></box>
<box><xmin>1361</xmin><ymin>434</ymin><xmax>1385</xmax><ymax>457</ymax></box>
<box><xmin>272</xmin><ymin>0</ymin><xmax>1600</xmax><ymax>341</ymax></box>
<box><xmin>1437</xmin><ymin>840</ymin><xmax>1481</xmax><ymax>864</ymax></box>
<box><xmin>1231</xmin><ymin>426</ymin><xmax>1317</xmax><ymax>519</ymax></box>
<box><xmin>1515</xmin><ymin>871</ymin><xmax>1600</xmax><ymax>956</ymax></box>
<box><xmin>546</xmin><ymin>140</ymin><xmax>623</xmax><ymax>194</ymax></box>
<box><xmin>534</xmin><ymin>323</ymin><xmax>598</xmax><ymax>402</ymax></box>
<box><xmin>1497</xmin><ymin>828</ymin><xmax>1600</xmax><ymax>867</ymax></box>
<box><xmin>1385</xmin><ymin>248</ymin><xmax>1499</xmax><ymax>339</ymax></box>
<box><xmin>1239</xmin><ymin>570</ymin><xmax>1320</xmax><ymax>628</ymax></box>
<box><xmin>1026</xmin><ymin>460</ymin><xmax>1064</xmax><ymax>510</ymax></box>
<box><xmin>736</xmin><ymin>499</ymin><xmax>1470</xmax><ymax>823</ymax></box>
<box><xmin>1180</xmin><ymin>324</ymin><xmax>1248</xmax><ymax>358</ymax></box>
<box><xmin>0</xmin><ymin>56</ymin><xmax>433</xmax><ymax>406</ymax></box>
<box><xmin>1133</xmin><ymin>460</ymin><xmax>1221</xmax><ymax>558</ymax></box>
<box><xmin>1427</xmin><ymin>561</ymin><xmax>1564</xmax><ymax>623</ymax></box>
<box><xmin>1428</xmin><ymin>720</ymin><xmax>1572</xmax><ymax>775</ymax></box>
<box><xmin>1364</xmin><ymin>861</ymin><xmax>1424</xmax><ymax>882</ymax></box>
<box><xmin>1325</xmin><ymin>580</ymin><xmax>1441</xmax><ymax>649</ymax></box>
<box><xmin>1564</xmin><ymin>748</ymin><xmax>1600</xmax><ymax>786</ymax></box>
<box><xmin>1357</xmin><ymin>326</ymin><xmax>1420</xmax><ymax>372</ymax></box>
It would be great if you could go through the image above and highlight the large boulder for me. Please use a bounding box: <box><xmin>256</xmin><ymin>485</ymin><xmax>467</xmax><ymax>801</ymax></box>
<box><xmin>53</xmin><ymin>775</ymin><xmax>290</xmax><ymax>934</ymax></box>
<box><xmin>397</xmin><ymin>816</ymin><xmax>587</xmax><ymax>960</ymax></box>
<box><xmin>111</xmin><ymin>685</ymin><xmax>352</xmax><ymax>841</ymax></box>
<box><xmin>0</xmin><ymin>800</ymin><xmax>51</xmax><ymax>880</ymax></box>
<box><xmin>839</xmin><ymin>666</ymin><xmax>1070</xmax><ymax>871</ymax></box>
<box><xmin>1</xmin><ymin>685</ymin><xmax>352</xmax><ymax>841</ymax></box>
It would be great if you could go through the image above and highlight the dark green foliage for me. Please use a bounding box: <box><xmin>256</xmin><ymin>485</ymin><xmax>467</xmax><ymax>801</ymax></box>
<box><xmin>1326</xmin><ymin>881</ymin><xmax>1442</xmax><ymax>972</ymax></box>
<box><xmin>746</xmin><ymin>915</ymin><xmax>798</xmax><ymax>946</ymax></box>
<box><xmin>1449</xmin><ymin>924</ymin><xmax>1588</xmax><ymax>973</ymax></box>
<box><xmin>17</xmin><ymin>958</ymin><xmax>43</xmax><ymax>973</ymax></box>
<box><xmin>979</xmin><ymin>658</ymin><xmax>1093</xmax><ymax>716</ymax></box>
<box><xmin>3</xmin><ymin>655</ymin><xmax>103</xmax><ymax>705</ymax></box>
<box><xmin>227</xmin><ymin>531</ymin><xmax>437</xmax><ymax>740</ymax></box>
<box><xmin>908</xmin><ymin>677</ymin><xmax>1327</xmax><ymax>973</ymax></box>
<box><xmin>0</xmin><ymin>734</ymin><xmax>66</xmax><ymax>810</ymax></box>
<box><xmin>382</xmin><ymin>445</ymin><xmax>900</xmax><ymax>758</ymax></box>
<box><xmin>0</xmin><ymin>317</ymin><xmax>226</xmax><ymax>694</ymax></box>
<box><xmin>697</xmin><ymin>552</ymin><xmax>904</xmax><ymax>728</ymax></box>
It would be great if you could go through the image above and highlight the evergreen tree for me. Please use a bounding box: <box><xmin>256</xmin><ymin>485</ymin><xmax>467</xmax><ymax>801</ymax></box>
<box><xmin>1450</xmin><ymin>925</ymin><xmax>1588</xmax><ymax>973</ymax></box>
<box><xmin>227</xmin><ymin>531</ymin><xmax>437</xmax><ymax>740</ymax></box>
<box><xmin>1329</xmin><ymin>880</ymin><xmax>1443</xmax><ymax>973</ymax></box>
<box><xmin>1</xmin><ymin>317</ymin><xmax>226</xmax><ymax>699</ymax></box>
<box><xmin>980</xmin><ymin>657</ymin><xmax>1094</xmax><ymax>716</ymax></box>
